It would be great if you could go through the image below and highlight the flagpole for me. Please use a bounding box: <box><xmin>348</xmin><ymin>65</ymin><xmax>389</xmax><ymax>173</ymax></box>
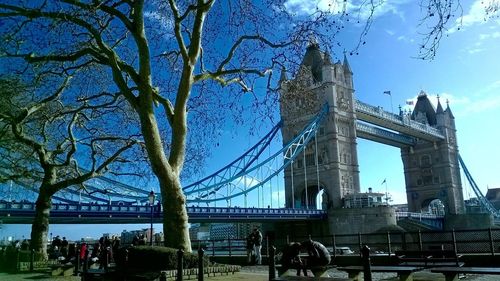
<box><xmin>384</xmin><ymin>91</ymin><xmax>394</xmax><ymax>113</ymax></box>
<box><xmin>385</xmin><ymin>180</ymin><xmax>388</xmax><ymax>205</ymax></box>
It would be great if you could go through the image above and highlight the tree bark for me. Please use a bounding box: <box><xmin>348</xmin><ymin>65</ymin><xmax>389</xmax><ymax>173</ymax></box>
<box><xmin>30</xmin><ymin>187</ymin><xmax>52</xmax><ymax>260</ymax></box>
<box><xmin>136</xmin><ymin>89</ymin><xmax>191</xmax><ymax>252</ymax></box>
<box><xmin>160</xmin><ymin>176</ymin><xmax>191</xmax><ymax>251</ymax></box>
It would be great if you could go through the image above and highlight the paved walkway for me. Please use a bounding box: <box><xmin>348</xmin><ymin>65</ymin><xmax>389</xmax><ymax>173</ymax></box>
<box><xmin>1</xmin><ymin>266</ymin><xmax>500</xmax><ymax>281</ymax></box>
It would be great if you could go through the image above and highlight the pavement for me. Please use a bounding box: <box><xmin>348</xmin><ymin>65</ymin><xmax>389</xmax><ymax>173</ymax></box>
<box><xmin>1</xmin><ymin>266</ymin><xmax>500</xmax><ymax>281</ymax></box>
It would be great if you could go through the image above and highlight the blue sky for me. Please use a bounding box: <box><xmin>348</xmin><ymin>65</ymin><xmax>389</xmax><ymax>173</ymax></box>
<box><xmin>202</xmin><ymin>0</ymin><xmax>500</xmax><ymax>205</ymax></box>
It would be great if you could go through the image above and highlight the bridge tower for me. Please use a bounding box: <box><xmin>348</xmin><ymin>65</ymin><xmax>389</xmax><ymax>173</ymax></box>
<box><xmin>401</xmin><ymin>92</ymin><xmax>465</xmax><ymax>214</ymax></box>
<box><xmin>279</xmin><ymin>42</ymin><xmax>360</xmax><ymax>209</ymax></box>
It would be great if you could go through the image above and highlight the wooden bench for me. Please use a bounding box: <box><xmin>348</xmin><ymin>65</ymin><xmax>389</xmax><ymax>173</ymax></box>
<box><xmin>272</xmin><ymin>276</ymin><xmax>352</xmax><ymax>281</ymax></box>
<box><xmin>50</xmin><ymin>264</ymin><xmax>74</xmax><ymax>276</ymax></box>
<box><xmin>395</xmin><ymin>250</ymin><xmax>463</xmax><ymax>267</ymax></box>
<box><xmin>276</xmin><ymin>264</ymin><xmax>336</xmax><ymax>277</ymax></box>
<box><xmin>338</xmin><ymin>265</ymin><xmax>422</xmax><ymax>281</ymax></box>
<box><xmin>431</xmin><ymin>266</ymin><xmax>500</xmax><ymax>281</ymax></box>
<box><xmin>80</xmin><ymin>268</ymin><xmax>108</xmax><ymax>281</ymax></box>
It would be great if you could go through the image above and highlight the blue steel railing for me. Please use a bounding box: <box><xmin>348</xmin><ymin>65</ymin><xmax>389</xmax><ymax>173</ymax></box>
<box><xmin>355</xmin><ymin>122</ymin><xmax>416</xmax><ymax>146</ymax></box>
<box><xmin>355</xmin><ymin>99</ymin><xmax>444</xmax><ymax>139</ymax></box>
<box><xmin>0</xmin><ymin>201</ymin><xmax>327</xmax><ymax>220</ymax></box>
<box><xmin>0</xmin><ymin>201</ymin><xmax>444</xmax><ymax>223</ymax></box>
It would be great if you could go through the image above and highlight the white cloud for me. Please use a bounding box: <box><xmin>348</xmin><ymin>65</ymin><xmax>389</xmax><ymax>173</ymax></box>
<box><xmin>144</xmin><ymin>11</ymin><xmax>173</xmax><ymax>30</ymax></box>
<box><xmin>479</xmin><ymin>31</ymin><xmax>500</xmax><ymax>40</ymax></box>
<box><xmin>397</xmin><ymin>35</ymin><xmax>415</xmax><ymax>43</ymax></box>
<box><xmin>468</xmin><ymin>48</ymin><xmax>485</xmax><ymax>54</ymax></box>
<box><xmin>449</xmin><ymin>0</ymin><xmax>500</xmax><ymax>33</ymax></box>
<box><xmin>283</xmin><ymin>0</ymin><xmax>412</xmax><ymax>21</ymax></box>
<box><xmin>386</xmin><ymin>29</ymin><xmax>395</xmax><ymax>36</ymax></box>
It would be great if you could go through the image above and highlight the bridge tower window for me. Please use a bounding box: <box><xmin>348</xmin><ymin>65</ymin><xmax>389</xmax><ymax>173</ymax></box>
<box><xmin>420</xmin><ymin>155</ymin><xmax>431</xmax><ymax>167</ymax></box>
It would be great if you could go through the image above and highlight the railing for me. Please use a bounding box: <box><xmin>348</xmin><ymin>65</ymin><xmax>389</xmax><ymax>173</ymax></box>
<box><xmin>356</xmin><ymin>122</ymin><xmax>416</xmax><ymax>145</ymax></box>
<box><xmin>0</xmin><ymin>201</ymin><xmax>327</xmax><ymax>220</ymax></box>
<box><xmin>187</xmin><ymin>228</ymin><xmax>500</xmax><ymax>260</ymax></box>
<box><xmin>355</xmin><ymin>100</ymin><xmax>444</xmax><ymax>139</ymax></box>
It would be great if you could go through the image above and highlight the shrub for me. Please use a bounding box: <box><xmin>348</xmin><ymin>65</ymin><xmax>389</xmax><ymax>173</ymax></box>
<box><xmin>115</xmin><ymin>246</ymin><xmax>209</xmax><ymax>272</ymax></box>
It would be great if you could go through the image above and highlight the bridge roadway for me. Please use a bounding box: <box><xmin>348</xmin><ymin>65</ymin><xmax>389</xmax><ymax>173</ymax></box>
<box><xmin>0</xmin><ymin>201</ymin><xmax>443</xmax><ymax>226</ymax></box>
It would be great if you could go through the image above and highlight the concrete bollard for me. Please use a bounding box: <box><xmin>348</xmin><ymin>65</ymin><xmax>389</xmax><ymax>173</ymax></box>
<box><xmin>160</xmin><ymin>271</ymin><xmax>167</xmax><ymax>281</ymax></box>
<box><xmin>177</xmin><ymin>249</ymin><xmax>184</xmax><ymax>281</ymax></box>
<box><xmin>269</xmin><ymin>246</ymin><xmax>276</xmax><ymax>281</ymax></box>
<box><xmin>75</xmin><ymin>248</ymin><xmax>80</xmax><ymax>276</ymax></box>
<box><xmin>30</xmin><ymin>249</ymin><xmax>35</xmax><ymax>272</ymax></box>
<box><xmin>198</xmin><ymin>248</ymin><xmax>204</xmax><ymax>281</ymax></box>
<box><xmin>361</xmin><ymin>245</ymin><xmax>372</xmax><ymax>281</ymax></box>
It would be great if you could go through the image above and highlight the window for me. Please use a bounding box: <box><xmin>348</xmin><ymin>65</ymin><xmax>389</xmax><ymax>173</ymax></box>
<box><xmin>421</xmin><ymin>155</ymin><xmax>431</xmax><ymax>167</ymax></box>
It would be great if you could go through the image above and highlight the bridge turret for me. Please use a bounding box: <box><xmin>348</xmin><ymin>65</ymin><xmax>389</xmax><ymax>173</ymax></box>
<box><xmin>280</xmin><ymin>42</ymin><xmax>360</xmax><ymax>210</ymax></box>
<box><xmin>401</xmin><ymin>92</ymin><xmax>464</xmax><ymax>215</ymax></box>
<box><xmin>411</xmin><ymin>91</ymin><xmax>437</xmax><ymax>126</ymax></box>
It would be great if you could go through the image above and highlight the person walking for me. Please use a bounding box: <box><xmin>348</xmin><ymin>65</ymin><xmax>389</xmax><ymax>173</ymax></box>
<box><xmin>252</xmin><ymin>228</ymin><xmax>263</xmax><ymax>265</ymax></box>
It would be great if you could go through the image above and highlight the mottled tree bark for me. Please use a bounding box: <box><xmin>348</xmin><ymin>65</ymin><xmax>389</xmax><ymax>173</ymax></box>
<box><xmin>30</xmin><ymin>187</ymin><xmax>52</xmax><ymax>259</ymax></box>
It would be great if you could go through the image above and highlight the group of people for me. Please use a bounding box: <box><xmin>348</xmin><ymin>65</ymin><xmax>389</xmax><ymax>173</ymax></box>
<box><xmin>246</xmin><ymin>228</ymin><xmax>263</xmax><ymax>265</ymax></box>
<box><xmin>280</xmin><ymin>239</ymin><xmax>331</xmax><ymax>276</ymax></box>
<box><xmin>50</xmin><ymin>235</ymin><xmax>70</xmax><ymax>260</ymax></box>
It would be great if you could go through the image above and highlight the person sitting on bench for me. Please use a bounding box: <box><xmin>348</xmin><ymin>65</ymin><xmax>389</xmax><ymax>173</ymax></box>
<box><xmin>281</xmin><ymin>240</ymin><xmax>331</xmax><ymax>276</ymax></box>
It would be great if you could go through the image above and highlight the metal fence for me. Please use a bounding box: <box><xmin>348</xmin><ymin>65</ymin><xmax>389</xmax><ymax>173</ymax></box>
<box><xmin>191</xmin><ymin>228</ymin><xmax>500</xmax><ymax>259</ymax></box>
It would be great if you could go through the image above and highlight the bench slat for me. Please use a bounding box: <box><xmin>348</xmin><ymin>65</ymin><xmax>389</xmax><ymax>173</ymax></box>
<box><xmin>431</xmin><ymin>267</ymin><xmax>500</xmax><ymax>281</ymax></box>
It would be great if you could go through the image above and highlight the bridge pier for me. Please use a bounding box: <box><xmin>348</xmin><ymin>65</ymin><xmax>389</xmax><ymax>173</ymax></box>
<box><xmin>327</xmin><ymin>206</ymin><xmax>397</xmax><ymax>235</ymax></box>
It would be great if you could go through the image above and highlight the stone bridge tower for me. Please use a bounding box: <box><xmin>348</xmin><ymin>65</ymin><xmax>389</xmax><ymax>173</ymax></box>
<box><xmin>401</xmin><ymin>92</ymin><xmax>465</xmax><ymax>214</ymax></box>
<box><xmin>279</xmin><ymin>43</ymin><xmax>360</xmax><ymax>209</ymax></box>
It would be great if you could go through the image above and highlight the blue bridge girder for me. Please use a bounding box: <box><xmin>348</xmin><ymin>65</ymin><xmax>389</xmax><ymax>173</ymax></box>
<box><xmin>355</xmin><ymin>122</ymin><xmax>416</xmax><ymax>147</ymax></box>
<box><xmin>0</xmin><ymin>201</ymin><xmax>327</xmax><ymax>224</ymax></box>
<box><xmin>0</xmin><ymin>201</ymin><xmax>445</xmax><ymax>227</ymax></box>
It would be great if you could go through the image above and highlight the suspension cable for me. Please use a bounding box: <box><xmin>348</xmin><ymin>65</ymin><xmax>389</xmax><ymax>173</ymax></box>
<box><xmin>291</xmin><ymin>160</ymin><xmax>295</xmax><ymax>208</ymax></box>
<box><xmin>303</xmin><ymin>149</ymin><xmax>308</xmax><ymax>209</ymax></box>
<box><xmin>314</xmin><ymin>131</ymin><xmax>320</xmax><ymax>210</ymax></box>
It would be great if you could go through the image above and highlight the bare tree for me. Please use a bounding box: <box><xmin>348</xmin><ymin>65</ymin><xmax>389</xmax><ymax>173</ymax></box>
<box><xmin>0</xmin><ymin>73</ymin><xmax>140</xmax><ymax>258</ymax></box>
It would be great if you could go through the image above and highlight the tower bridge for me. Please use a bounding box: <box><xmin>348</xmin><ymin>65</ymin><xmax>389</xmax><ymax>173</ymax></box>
<box><xmin>0</xmin><ymin>43</ymin><xmax>494</xmax><ymax>235</ymax></box>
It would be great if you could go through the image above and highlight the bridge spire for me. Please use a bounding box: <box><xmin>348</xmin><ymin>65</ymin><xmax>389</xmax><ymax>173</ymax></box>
<box><xmin>436</xmin><ymin>95</ymin><xmax>444</xmax><ymax>114</ymax></box>
<box><xmin>343</xmin><ymin>50</ymin><xmax>352</xmax><ymax>74</ymax></box>
<box><xmin>445</xmin><ymin>99</ymin><xmax>455</xmax><ymax>119</ymax></box>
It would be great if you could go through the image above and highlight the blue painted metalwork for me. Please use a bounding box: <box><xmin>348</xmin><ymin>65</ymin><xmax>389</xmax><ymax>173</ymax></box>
<box><xmin>356</xmin><ymin>122</ymin><xmax>416</xmax><ymax>146</ymax></box>
<box><xmin>459</xmin><ymin>155</ymin><xmax>500</xmax><ymax>218</ymax></box>
<box><xmin>0</xmin><ymin>201</ymin><xmax>327</xmax><ymax>223</ymax></box>
<box><xmin>395</xmin><ymin>211</ymin><xmax>444</xmax><ymax>230</ymax></box>
<box><xmin>182</xmin><ymin>121</ymin><xmax>282</xmax><ymax>193</ymax></box>
<box><xmin>355</xmin><ymin>99</ymin><xmax>444</xmax><ymax>140</ymax></box>
<box><xmin>186</xmin><ymin>103</ymin><xmax>329</xmax><ymax>203</ymax></box>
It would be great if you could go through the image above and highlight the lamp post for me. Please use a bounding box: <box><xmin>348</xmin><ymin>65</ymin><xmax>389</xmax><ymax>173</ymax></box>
<box><xmin>148</xmin><ymin>190</ymin><xmax>155</xmax><ymax>246</ymax></box>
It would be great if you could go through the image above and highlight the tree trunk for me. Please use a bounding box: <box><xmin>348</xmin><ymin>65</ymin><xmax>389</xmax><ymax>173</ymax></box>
<box><xmin>161</xmin><ymin>177</ymin><xmax>192</xmax><ymax>252</ymax></box>
<box><xmin>30</xmin><ymin>189</ymin><xmax>52</xmax><ymax>260</ymax></box>
<box><xmin>136</xmin><ymin>94</ymin><xmax>191</xmax><ymax>252</ymax></box>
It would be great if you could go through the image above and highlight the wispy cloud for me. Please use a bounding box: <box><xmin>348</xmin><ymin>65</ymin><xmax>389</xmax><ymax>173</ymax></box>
<box><xmin>397</xmin><ymin>35</ymin><xmax>415</xmax><ymax>43</ymax></box>
<box><xmin>144</xmin><ymin>11</ymin><xmax>173</xmax><ymax>30</ymax></box>
<box><xmin>479</xmin><ymin>31</ymin><xmax>500</xmax><ymax>40</ymax></box>
<box><xmin>283</xmin><ymin>0</ymin><xmax>412</xmax><ymax>21</ymax></box>
<box><xmin>386</xmin><ymin>29</ymin><xmax>395</xmax><ymax>36</ymax></box>
<box><xmin>448</xmin><ymin>0</ymin><xmax>500</xmax><ymax>33</ymax></box>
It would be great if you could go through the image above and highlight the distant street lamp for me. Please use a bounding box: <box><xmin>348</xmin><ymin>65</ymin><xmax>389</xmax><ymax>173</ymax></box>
<box><xmin>148</xmin><ymin>190</ymin><xmax>155</xmax><ymax>246</ymax></box>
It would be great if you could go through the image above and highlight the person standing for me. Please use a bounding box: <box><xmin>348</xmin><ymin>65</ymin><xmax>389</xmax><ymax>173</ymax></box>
<box><xmin>252</xmin><ymin>228</ymin><xmax>263</xmax><ymax>265</ymax></box>
<box><xmin>246</xmin><ymin>233</ymin><xmax>255</xmax><ymax>264</ymax></box>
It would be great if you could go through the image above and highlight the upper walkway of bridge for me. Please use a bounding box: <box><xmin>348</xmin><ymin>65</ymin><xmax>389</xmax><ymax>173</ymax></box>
<box><xmin>0</xmin><ymin>201</ymin><xmax>443</xmax><ymax>225</ymax></box>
